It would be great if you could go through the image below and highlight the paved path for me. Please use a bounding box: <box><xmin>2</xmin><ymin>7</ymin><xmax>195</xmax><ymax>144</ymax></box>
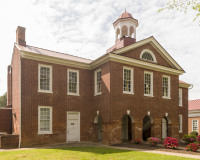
<box><xmin>0</xmin><ymin>142</ymin><xmax>199</xmax><ymax>159</ymax></box>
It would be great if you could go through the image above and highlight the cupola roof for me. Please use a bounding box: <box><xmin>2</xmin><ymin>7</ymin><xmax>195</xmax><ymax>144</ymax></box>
<box><xmin>118</xmin><ymin>9</ymin><xmax>133</xmax><ymax>19</ymax></box>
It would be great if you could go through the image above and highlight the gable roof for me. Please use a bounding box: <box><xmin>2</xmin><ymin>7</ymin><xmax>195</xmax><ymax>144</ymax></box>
<box><xmin>189</xmin><ymin>99</ymin><xmax>200</xmax><ymax>111</ymax></box>
<box><xmin>16</xmin><ymin>44</ymin><xmax>93</xmax><ymax>64</ymax></box>
<box><xmin>179</xmin><ymin>80</ymin><xmax>192</xmax><ymax>88</ymax></box>
<box><xmin>112</xmin><ymin>36</ymin><xmax>184</xmax><ymax>72</ymax></box>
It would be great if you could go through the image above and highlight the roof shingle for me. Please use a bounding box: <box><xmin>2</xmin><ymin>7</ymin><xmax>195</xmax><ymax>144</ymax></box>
<box><xmin>189</xmin><ymin>99</ymin><xmax>200</xmax><ymax>110</ymax></box>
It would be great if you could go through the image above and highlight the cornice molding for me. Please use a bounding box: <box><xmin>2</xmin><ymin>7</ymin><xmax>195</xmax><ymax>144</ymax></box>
<box><xmin>179</xmin><ymin>82</ymin><xmax>192</xmax><ymax>88</ymax></box>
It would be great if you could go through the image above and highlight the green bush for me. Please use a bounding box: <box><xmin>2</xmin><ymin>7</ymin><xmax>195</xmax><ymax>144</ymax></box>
<box><xmin>182</xmin><ymin>134</ymin><xmax>196</xmax><ymax>143</ymax></box>
<box><xmin>190</xmin><ymin>131</ymin><xmax>198</xmax><ymax>137</ymax></box>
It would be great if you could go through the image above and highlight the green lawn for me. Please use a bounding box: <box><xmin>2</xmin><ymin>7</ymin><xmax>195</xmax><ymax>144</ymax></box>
<box><xmin>0</xmin><ymin>147</ymin><xmax>196</xmax><ymax>160</ymax></box>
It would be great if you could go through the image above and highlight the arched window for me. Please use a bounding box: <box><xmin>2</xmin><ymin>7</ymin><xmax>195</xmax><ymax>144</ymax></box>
<box><xmin>140</xmin><ymin>49</ymin><xmax>157</xmax><ymax>63</ymax></box>
<box><xmin>142</xmin><ymin>52</ymin><xmax>154</xmax><ymax>61</ymax></box>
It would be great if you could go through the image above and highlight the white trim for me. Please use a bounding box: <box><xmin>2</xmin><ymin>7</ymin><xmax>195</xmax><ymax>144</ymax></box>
<box><xmin>162</xmin><ymin>75</ymin><xmax>170</xmax><ymax>99</ymax></box>
<box><xmin>94</xmin><ymin>68</ymin><xmax>102</xmax><ymax>96</ymax></box>
<box><xmin>144</xmin><ymin>71</ymin><xmax>153</xmax><ymax>97</ymax></box>
<box><xmin>179</xmin><ymin>88</ymin><xmax>182</xmax><ymax>106</ymax></box>
<box><xmin>179</xmin><ymin>82</ymin><xmax>192</xmax><ymax>88</ymax></box>
<box><xmin>179</xmin><ymin>114</ymin><xmax>182</xmax><ymax>133</ymax></box>
<box><xmin>38</xmin><ymin>106</ymin><xmax>53</xmax><ymax>134</ymax></box>
<box><xmin>38</xmin><ymin>64</ymin><xmax>53</xmax><ymax>93</ymax></box>
<box><xmin>67</xmin><ymin>69</ymin><xmax>80</xmax><ymax>96</ymax></box>
<box><xmin>67</xmin><ymin>111</ymin><xmax>80</xmax><ymax>142</ymax></box>
<box><xmin>21</xmin><ymin>51</ymin><xmax>184</xmax><ymax>75</ymax></box>
<box><xmin>192</xmin><ymin>119</ymin><xmax>199</xmax><ymax>132</ymax></box>
<box><xmin>140</xmin><ymin>49</ymin><xmax>157</xmax><ymax>63</ymax></box>
<box><xmin>123</xmin><ymin>66</ymin><xmax>134</xmax><ymax>94</ymax></box>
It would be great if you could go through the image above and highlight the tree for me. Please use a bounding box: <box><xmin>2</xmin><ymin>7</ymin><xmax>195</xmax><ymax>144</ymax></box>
<box><xmin>0</xmin><ymin>92</ymin><xmax>7</xmax><ymax>107</ymax></box>
<box><xmin>158</xmin><ymin>0</ymin><xmax>200</xmax><ymax>24</ymax></box>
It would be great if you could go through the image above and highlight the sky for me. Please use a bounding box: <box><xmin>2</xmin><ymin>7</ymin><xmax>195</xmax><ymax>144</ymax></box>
<box><xmin>0</xmin><ymin>0</ymin><xmax>199</xmax><ymax>100</ymax></box>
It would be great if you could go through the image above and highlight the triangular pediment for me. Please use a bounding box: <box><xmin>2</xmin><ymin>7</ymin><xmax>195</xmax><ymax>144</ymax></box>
<box><xmin>111</xmin><ymin>36</ymin><xmax>184</xmax><ymax>71</ymax></box>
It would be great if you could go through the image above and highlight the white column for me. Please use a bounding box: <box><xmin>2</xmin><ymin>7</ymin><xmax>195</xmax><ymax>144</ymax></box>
<box><xmin>134</xmin><ymin>28</ymin><xmax>136</xmax><ymax>39</ymax></box>
<box><xmin>120</xmin><ymin>29</ymin><xmax>122</xmax><ymax>38</ymax></box>
<box><xmin>127</xmin><ymin>27</ymin><xmax>130</xmax><ymax>37</ymax></box>
<box><xmin>115</xmin><ymin>31</ymin><xmax>118</xmax><ymax>41</ymax></box>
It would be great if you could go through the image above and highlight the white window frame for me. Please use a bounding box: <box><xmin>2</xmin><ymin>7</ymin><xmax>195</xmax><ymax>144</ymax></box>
<box><xmin>179</xmin><ymin>114</ymin><xmax>182</xmax><ymax>133</ymax></box>
<box><xmin>38</xmin><ymin>64</ymin><xmax>53</xmax><ymax>93</ymax></box>
<box><xmin>162</xmin><ymin>75</ymin><xmax>171</xmax><ymax>99</ymax></box>
<box><xmin>38</xmin><ymin>106</ymin><xmax>52</xmax><ymax>134</ymax></box>
<box><xmin>192</xmin><ymin>119</ymin><xmax>199</xmax><ymax>132</ymax></box>
<box><xmin>123</xmin><ymin>66</ymin><xmax>134</xmax><ymax>95</ymax></box>
<box><xmin>94</xmin><ymin>68</ymin><xmax>102</xmax><ymax>96</ymax></box>
<box><xmin>67</xmin><ymin>69</ymin><xmax>80</xmax><ymax>96</ymax></box>
<box><xmin>144</xmin><ymin>71</ymin><xmax>153</xmax><ymax>97</ymax></box>
<box><xmin>179</xmin><ymin>88</ymin><xmax>182</xmax><ymax>106</ymax></box>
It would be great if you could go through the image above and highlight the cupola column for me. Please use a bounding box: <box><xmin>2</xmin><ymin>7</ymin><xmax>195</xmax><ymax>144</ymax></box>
<box><xmin>120</xmin><ymin>28</ymin><xmax>122</xmax><ymax>38</ymax></box>
<box><xmin>134</xmin><ymin>28</ymin><xmax>136</xmax><ymax>39</ymax></box>
<box><xmin>127</xmin><ymin>27</ymin><xmax>130</xmax><ymax>37</ymax></box>
<box><xmin>115</xmin><ymin>30</ymin><xmax>118</xmax><ymax>40</ymax></box>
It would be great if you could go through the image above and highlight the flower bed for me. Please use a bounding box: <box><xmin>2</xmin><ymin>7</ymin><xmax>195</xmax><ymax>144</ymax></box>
<box><xmin>185</xmin><ymin>143</ymin><xmax>199</xmax><ymax>152</ymax></box>
<box><xmin>163</xmin><ymin>137</ymin><xmax>179</xmax><ymax>149</ymax></box>
<box><xmin>147</xmin><ymin>137</ymin><xmax>159</xmax><ymax>146</ymax></box>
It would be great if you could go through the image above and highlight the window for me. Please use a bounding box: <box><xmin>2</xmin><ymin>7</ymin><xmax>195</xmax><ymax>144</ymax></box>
<box><xmin>68</xmin><ymin>69</ymin><xmax>79</xmax><ymax>96</ymax></box>
<box><xmin>123</xmin><ymin>67</ymin><xmax>134</xmax><ymax>94</ymax></box>
<box><xmin>192</xmin><ymin>120</ymin><xmax>198</xmax><ymax>132</ymax></box>
<box><xmin>38</xmin><ymin>64</ymin><xmax>52</xmax><ymax>93</ymax></box>
<box><xmin>38</xmin><ymin>106</ymin><xmax>52</xmax><ymax>134</ymax></box>
<box><xmin>144</xmin><ymin>71</ymin><xmax>153</xmax><ymax>96</ymax></box>
<box><xmin>162</xmin><ymin>76</ymin><xmax>170</xmax><ymax>98</ymax></box>
<box><xmin>179</xmin><ymin>88</ymin><xmax>182</xmax><ymax>106</ymax></box>
<box><xmin>140</xmin><ymin>49</ymin><xmax>157</xmax><ymax>63</ymax></box>
<box><xmin>179</xmin><ymin>115</ymin><xmax>182</xmax><ymax>132</ymax></box>
<box><xmin>95</xmin><ymin>69</ymin><xmax>101</xmax><ymax>95</ymax></box>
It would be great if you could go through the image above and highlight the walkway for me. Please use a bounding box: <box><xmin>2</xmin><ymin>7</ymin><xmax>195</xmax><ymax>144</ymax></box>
<box><xmin>0</xmin><ymin>142</ymin><xmax>199</xmax><ymax>159</ymax></box>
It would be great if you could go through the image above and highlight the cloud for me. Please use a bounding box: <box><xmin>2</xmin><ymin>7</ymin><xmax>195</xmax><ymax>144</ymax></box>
<box><xmin>0</xmin><ymin>0</ymin><xmax>199</xmax><ymax>100</ymax></box>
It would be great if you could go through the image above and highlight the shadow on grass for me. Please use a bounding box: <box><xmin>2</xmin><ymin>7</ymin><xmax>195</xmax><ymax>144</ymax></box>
<box><xmin>47</xmin><ymin>146</ymin><xmax>133</xmax><ymax>155</ymax></box>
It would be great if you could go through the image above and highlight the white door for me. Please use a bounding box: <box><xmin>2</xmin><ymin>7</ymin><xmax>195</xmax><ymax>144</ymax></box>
<box><xmin>162</xmin><ymin>118</ymin><xmax>167</xmax><ymax>139</ymax></box>
<box><xmin>67</xmin><ymin>112</ymin><xmax>80</xmax><ymax>142</ymax></box>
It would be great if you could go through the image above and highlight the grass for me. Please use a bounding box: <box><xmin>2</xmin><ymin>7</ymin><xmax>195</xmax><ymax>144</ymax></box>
<box><xmin>0</xmin><ymin>146</ymin><xmax>197</xmax><ymax>160</ymax></box>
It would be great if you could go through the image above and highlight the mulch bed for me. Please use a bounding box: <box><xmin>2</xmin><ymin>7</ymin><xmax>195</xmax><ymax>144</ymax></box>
<box><xmin>112</xmin><ymin>142</ymin><xmax>200</xmax><ymax>155</ymax></box>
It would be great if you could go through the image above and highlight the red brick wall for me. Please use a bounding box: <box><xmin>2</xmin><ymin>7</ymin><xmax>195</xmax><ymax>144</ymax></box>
<box><xmin>188</xmin><ymin>117</ymin><xmax>200</xmax><ymax>134</ymax></box>
<box><xmin>0</xmin><ymin>135</ymin><xmax>19</xmax><ymax>148</ymax></box>
<box><xmin>7</xmin><ymin>65</ymin><xmax>12</xmax><ymax>105</ymax></box>
<box><xmin>179</xmin><ymin>87</ymin><xmax>188</xmax><ymax>138</ymax></box>
<box><xmin>0</xmin><ymin>109</ymin><xmax>12</xmax><ymax>134</ymax></box>
<box><xmin>11</xmin><ymin>47</ymin><xmax>20</xmax><ymax>135</ymax></box>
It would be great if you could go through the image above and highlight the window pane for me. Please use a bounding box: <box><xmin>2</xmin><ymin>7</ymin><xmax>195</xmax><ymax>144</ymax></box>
<box><xmin>123</xmin><ymin>69</ymin><xmax>131</xmax><ymax>92</ymax></box>
<box><xmin>40</xmin><ymin>108</ymin><xmax>51</xmax><ymax>132</ymax></box>
<box><xmin>69</xmin><ymin>71</ymin><xmax>77</xmax><ymax>93</ymax></box>
<box><xmin>144</xmin><ymin>73</ymin><xmax>151</xmax><ymax>94</ymax></box>
<box><xmin>40</xmin><ymin>66</ymin><xmax>51</xmax><ymax>91</ymax></box>
<box><xmin>96</xmin><ymin>71</ymin><xmax>101</xmax><ymax>93</ymax></box>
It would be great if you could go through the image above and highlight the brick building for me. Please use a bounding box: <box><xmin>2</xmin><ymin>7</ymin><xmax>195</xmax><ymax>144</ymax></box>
<box><xmin>188</xmin><ymin>99</ymin><xmax>200</xmax><ymax>134</ymax></box>
<box><xmin>2</xmin><ymin>11</ymin><xmax>192</xmax><ymax>147</ymax></box>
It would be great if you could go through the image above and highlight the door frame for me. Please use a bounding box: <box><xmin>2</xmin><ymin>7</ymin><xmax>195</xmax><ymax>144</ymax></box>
<box><xmin>67</xmin><ymin>111</ymin><xmax>80</xmax><ymax>142</ymax></box>
<box><xmin>162</xmin><ymin>117</ymin><xmax>168</xmax><ymax>139</ymax></box>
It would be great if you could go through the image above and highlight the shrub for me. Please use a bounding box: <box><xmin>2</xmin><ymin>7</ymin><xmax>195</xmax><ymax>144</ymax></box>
<box><xmin>197</xmin><ymin>135</ymin><xmax>200</xmax><ymax>143</ymax></box>
<box><xmin>185</xmin><ymin>143</ymin><xmax>199</xmax><ymax>152</ymax></box>
<box><xmin>190</xmin><ymin>131</ymin><xmax>198</xmax><ymax>137</ymax></box>
<box><xmin>183</xmin><ymin>134</ymin><xmax>196</xmax><ymax>143</ymax></box>
<box><xmin>133</xmin><ymin>139</ymin><xmax>141</xmax><ymax>144</ymax></box>
<box><xmin>147</xmin><ymin>137</ymin><xmax>160</xmax><ymax>146</ymax></box>
<box><xmin>163</xmin><ymin>137</ymin><xmax>179</xmax><ymax>149</ymax></box>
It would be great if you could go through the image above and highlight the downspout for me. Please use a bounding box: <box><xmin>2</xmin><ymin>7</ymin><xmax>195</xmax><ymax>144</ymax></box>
<box><xmin>18</xmin><ymin>51</ymin><xmax>22</xmax><ymax>148</ymax></box>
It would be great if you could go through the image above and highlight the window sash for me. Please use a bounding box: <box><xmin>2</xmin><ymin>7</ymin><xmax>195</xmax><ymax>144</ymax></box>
<box><xmin>144</xmin><ymin>73</ymin><xmax>151</xmax><ymax>95</ymax></box>
<box><xmin>96</xmin><ymin>71</ymin><xmax>101</xmax><ymax>94</ymax></box>
<box><xmin>39</xmin><ymin>66</ymin><xmax>51</xmax><ymax>91</ymax></box>
<box><xmin>162</xmin><ymin>76</ymin><xmax>170</xmax><ymax>97</ymax></box>
<box><xmin>179</xmin><ymin>89</ymin><xmax>182</xmax><ymax>106</ymax></box>
<box><xmin>123</xmin><ymin>69</ymin><xmax>132</xmax><ymax>92</ymax></box>
<box><xmin>68</xmin><ymin>71</ymin><xmax>78</xmax><ymax>93</ymax></box>
<box><xmin>192</xmin><ymin>120</ymin><xmax>198</xmax><ymax>131</ymax></box>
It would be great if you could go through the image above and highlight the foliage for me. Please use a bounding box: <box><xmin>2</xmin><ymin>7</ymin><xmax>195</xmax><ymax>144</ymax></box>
<box><xmin>133</xmin><ymin>139</ymin><xmax>142</xmax><ymax>144</ymax></box>
<box><xmin>0</xmin><ymin>92</ymin><xmax>7</xmax><ymax>107</ymax></box>
<box><xmin>185</xmin><ymin>143</ymin><xmax>199</xmax><ymax>151</ymax></box>
<box><xmin>147</xmin><ymin>137</ymin><xmax>160</xmax><ymax>146</ymax></box>
<box><xmin>183</xmin><ymin>134</ymin><xmax>196</xmax><ymax>143</ymax></box>
<box><xmin>163</xmin><ymin>137</ymin><xmax>179</xmax><ymax>149</ymax></box>
<box><xmin>0</xmin><ymin>146</ymin><xmax>193</xmax><ymax>160</ymax></box>
<box><xmin>197</xmin><ymin>135</ymin><xmax>200</xmax><ymax>143</ymax></box>
<box><xmin>158</xmin><ymin>0</ymin><xmax>200</xmax><ymax>24</ymax></box>
<box><xmin>190</xmin><ymin>131</ymin><xmax>198</xmax><ymax>137</ymax></box>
